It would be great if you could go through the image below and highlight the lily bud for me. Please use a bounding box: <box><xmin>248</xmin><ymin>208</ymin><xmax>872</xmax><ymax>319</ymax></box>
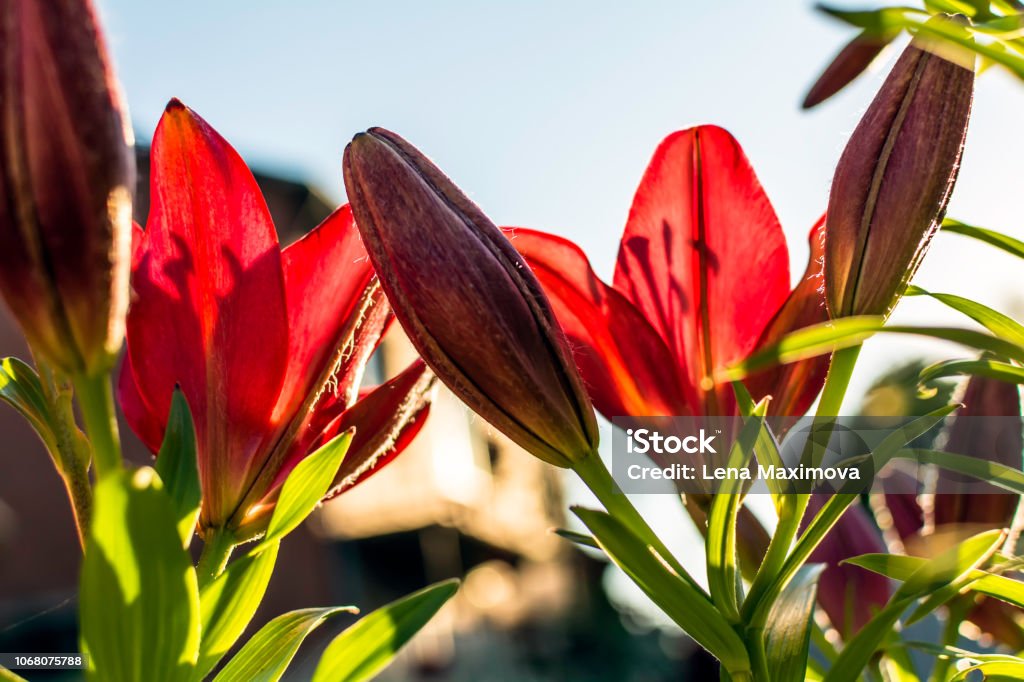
<box><xmin>805</xmin><ymin>494</ymin><xmax>890</xmax><ymax>639</ymax></box>
<box><xmin>803</xmin><ymin>29</ymin><xmax>895</xmax><ymax>109</ymax></box>
<box><xmin>0</xmin><ymin>0</ymin><xmax>134</xmax><ymax>376</ymax></box>
<box><xmin>825</xmin><ymin>19</ymin><xmax>973</xmax><ymax>318</ymax></box>
<box><xmin>933</xmin><ymin>372</ymin><xmax>1022</xmax><ymax>528</ymax></box>
<box><xmin>343</xmin><ymin>128</ymin><xmax>599</xmax><ymax>467</ymax></box>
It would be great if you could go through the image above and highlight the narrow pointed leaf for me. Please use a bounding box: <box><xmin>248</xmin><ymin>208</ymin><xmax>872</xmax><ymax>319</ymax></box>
<box><xmin>824</xmin><ymin>530</ymin><xmax>1005</xmax><ymax>682</ymax></box>
<box><xmin>195</xmin><ymin>542</ymin><xmax>280</xmax><ymax>680</ymax></box>
<box><xmin>213</xmin><ymin>607</ymin><xmax>355</xmax><ymax>682</ymax></box>
<box><xmin>906</xmin><ymin>286</ymin><xmax>1024</xmax><ymax>348</ymax></box>
<box><xmin>311</xmin><ymin>579</ymin><xmax>459</xmax><ymax>682</ymax></box>
<box><xmin>156</xmin><ymin>389</ymin><xmax>201</xmax><ymax>547</ymax></box>
<box><xmin>944</xmin><ymin>219</ymin><xmax>1024</xmax><ymax>259</ymax></box>
<box><xmin>554</xmin><ymin>528</ymin><xmax>599</xmax><ymax>549</ymax></box>
<box><xmin>951</xmin><ymin>660</ymin><xmax>1024</xmax><ymax>680</ymax></box>
<box><xmin>920</xmin><ymin>358</ymin><xmax>1024</xmax><ymax>384</ymax></box>
<box><xmin>899</xmin><ymin>448</ymin><xmax>1024</xmax><ymax>495</ymax></box>
<box><xmin>765</xmin><ymin>565</ymin><xmax>825</xmax><ymax>682</ymax></box>
<box><xmin>573</xmin><ymin>507</ymin><xmax>750</xmax><ymax>672</ymax></box>
<box><xmin>721</xmin><ymin>318</ymin><xmax>1024</xmax><ymax>382</ymax></box>
<box><xmin>251</xmin><ymin>431</ymin><xmax>351</xmax><ymax>553</ymax></box>
<box><xmin>707</xmin><ymin>404</ymin><xmax>765</xmax><ymax>622</ymax></box>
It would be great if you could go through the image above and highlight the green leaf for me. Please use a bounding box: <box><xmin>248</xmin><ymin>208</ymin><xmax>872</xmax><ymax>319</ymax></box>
<box><xmin>213</xmin><ymin>606</ymin><xmax>355</xmax><ymax>682</ymax></box>
<box><xmin>906</xmin><ymin>286</ymin><xmax>1024</xmax><ymax>348</ymax></box>
<box><xmin>311</xmin><ymin>580</ymin><xmax>459</xmax><ymax>682</ymax></box>
<box><xmin>951</xmin><ymin>661</ymin><xmax>1024</xmax><ymax>681</ymax></box>
<box><xmin>898</xmin><ymin>448</ymin><xmax>1024</xmax><ymax>495</ymax></box>
<box><xmin>250</xmin><ymin>431</ymin><xmax>352</xmax><ymax>554</ymax></box>
<box><xmin>573</xmin><ymin>507</ymin><xmax>751</xmax><ymax>674</ymax></box>
<box><xmin>554</xmin><ymin>528</ymin><xmax>599</xmax><ymax>549</ymax></box>
<box><xmin>80</xmin><ymin>468</ymin><xmax>200</xmax><ymax>682</ymax></box>
<box><xmin>824</xmin><ymin>530</ymin><xmax>1005</xmax><ymax>682</ymax></box>
<box><xmin>851</xmin><ymin>554</ymin><xmax>1024</xmax><ymax>613</ymax></box>
<box><xmin>0</xmin><ymin>357</ymin><xmax>58</xmax><ymax>454</ymax></box>
<box><xmin>764</xmin><ymin>565</ymin><xmax>825</xmax><ymax>682</ymax></box>
<box><xmin>920</xmin><ymin>358</ymin><xmax>1024</xmax><ymax>384</ymax></box>
<box><xmin>156</xmin><ymin>389</ymin><xmax>201</xmax><ymax>548</ymax></box>
<box><xmin>719</xmin><ymin>318</ymin><xmax>1024</xmax><ymax>382</ymax></box>
<box><xmin>706</xmin><ymin>405</ymin><xmax>765</xmax><ymax>622</ymax></box>
<box><xmin>0</xmin><ymin>667</ymin><xmax>28</xmax><ymax>682</ymax></box>
<box><xmin>944</xmin><ymin>218</ymin><xmax>1024</xmax><ymax>259</ymax></box>
<box><xmin>195</xmin><ymin>542</ymin><xmax>281</xmax><ymax>681</ymax></box>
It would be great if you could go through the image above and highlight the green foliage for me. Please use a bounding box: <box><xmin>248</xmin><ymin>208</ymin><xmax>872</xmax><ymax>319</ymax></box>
<box><xmin>0</xmin><ymin>357</ymin><xmax>59</xmax><ymax>455</ymax></box>
<box><xmin>194</xmin><ymin>542</ymin><xmax>280</xmax><ymax>680</ymax></box>
<box><xmin>311</xmin><ymin>579</ymin><xmax>459</xmax><ymax>682</ymax></box>
<box><xmin>764</xmin><ymin>566</ymin><xmax>825</xmax><ymax>682</ymax></box>
<box><xmin>212</xmin><ymin>607</ymin><xmax>355</xmax><ymax>682</ymax></box>
<box><xmin>156</xmin><ymin>389</ymin><xmax>201</xmax><ymax>547</ymax></box>
<box><xmin>80</xmin><ymin>468</ymin><xmax>200</xmax><ymax>682</ymax></box>
<box><xmin>573</xmin><ymin>507</ymin><xmax>751</xmax><ymax>675</ymax></box>
<box><xmin>250</xmin><ymin>430</ymin><xmax>352</xmax><ymax>554</ymax></box>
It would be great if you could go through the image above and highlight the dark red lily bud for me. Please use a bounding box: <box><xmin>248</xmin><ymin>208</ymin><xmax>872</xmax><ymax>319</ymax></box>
<box><xmin>805</xmin><ymin>494</ymin><xmax>891</xmax><ymax>640</ymax></box>
<box><xmin>803</xmin><ymin>29</ymin><xmax>895</xmax><ymax>109</ymax></box>
<box><xmin>0</xmin><ymin>0</ymin><xmax>134</xmax><ymax>376</ymax></box>
<box><xmin>343</xmin><ymin>128</ymin><xmax>599</xmax><ymax>468</ymax></box>
<box><xmin>933</xmin><ymin>372</ymin><xmax>1022</xmax><ymax>528</ymax></box>
<box><xmin>825</xmin><ymin>19</ymin><xmax>974</xmax><ymax>318</ymax></box>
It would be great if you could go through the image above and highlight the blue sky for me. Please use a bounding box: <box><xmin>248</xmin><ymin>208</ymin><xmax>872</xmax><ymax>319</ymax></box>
<box><xmin>98</xmin><ymin>1</ymin><xmax>1024</xmax><ymax>402</ymax></box>
<box><xmin>97</xmin><ymin>0</ymin><xmax>1024</xmax><ymax>627</ymax></box>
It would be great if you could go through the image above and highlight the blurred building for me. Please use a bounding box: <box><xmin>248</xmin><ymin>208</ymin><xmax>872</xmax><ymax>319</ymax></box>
<box><xmin>0</xmin><ymin>152</ymin><xmax>698</xmax><ymax>681</ymax></box>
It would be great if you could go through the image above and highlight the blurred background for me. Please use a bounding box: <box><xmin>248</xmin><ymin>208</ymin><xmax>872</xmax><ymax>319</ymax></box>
<box><xmin>2</xmin><ymin>1</ymin><xmax>1023</xmax><ymax>679</ymax></box>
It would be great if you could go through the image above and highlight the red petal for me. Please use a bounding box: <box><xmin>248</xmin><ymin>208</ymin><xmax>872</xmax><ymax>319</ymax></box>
<box><xmin>613</xmin><ymin>126</ymin><xmax>790</xmax><ymax>414</ymax></box>
<box><xmin>745</xmin><ymin>217</ymin><xmax>830</xmax><ymax>422</ymax></box>
<box><xmin>508</xmin><ymin>227</ymin><xmax>693</xmax><ymax>417</ymax></box>
<box><xmin>117</xmin><ymin>349</ymin><xmax>164</xmax><ymax>454</ymax></box>
<box><xmin>276</xmin><ymin>204</ymin><xmax>381</xmax><ymax>421</ymax></box>
<box><xmin>328</xmin><ymin>361</ymin><xmax>435</xmax><ymax>494</ymax></box>
<box><xmin>267</xmin><ymin>360</ymin><xmax>436</xmax><ymax>498</ymax></box>
<box><xmin>126</xmin><ymin>101</ymin><xmax>289</xmax><ymax>527</ymax></box>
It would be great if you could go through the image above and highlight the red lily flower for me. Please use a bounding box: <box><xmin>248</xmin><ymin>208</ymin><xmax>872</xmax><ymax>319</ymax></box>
<box><xmin>508</xmin><ymin>125</ymin><xmax>828</xmax><ymax>424</ymax></box>
<box><xmin>119</xmin><ymin>101</ymin><xmax>434</xmax><ymax>538</ymax></box>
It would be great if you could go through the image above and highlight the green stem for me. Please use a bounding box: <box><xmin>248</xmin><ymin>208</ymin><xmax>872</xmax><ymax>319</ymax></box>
<box><xmin>73</xmin><ymin>372</ymin><xmax>122</xmax><ymax>478</ymax></box>
<box><xmin>928</xmin><ymin>597</ymin><xmax>969</xmax><ymax>682</ymax></box>
<box><xmin>38</xmin><ymin>363</ymin><xmax>92</xmax><ymax>546</ymax></box>
<box><xmin>573</xmin><ymin>452</ymin><xmax>708</xmax><ymax>596</ymax></box>
<box><xmin>197</xmin><ymin>528</ymin><xmax>235</xmax><ymax>587</ymax></box>
<box><xmin>742</xmin><ymin>345</ymin><xmax>863</xmax><ymax>624</ymax></box>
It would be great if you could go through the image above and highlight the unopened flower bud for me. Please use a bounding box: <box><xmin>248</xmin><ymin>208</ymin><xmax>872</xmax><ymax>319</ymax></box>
<box><xmin>0</xmin><ymin>0</ymin><xmax>134</xmax><ymax>376</ymax></box>
<box><xmin>825</xmin><ymin>18</ymin><xmax>973</xmax><ymax>318</ymax></box>
<box><xmin>343</xmin><ymin>128</ymin><xmax>599</xmax><ymax>467</ymax></box>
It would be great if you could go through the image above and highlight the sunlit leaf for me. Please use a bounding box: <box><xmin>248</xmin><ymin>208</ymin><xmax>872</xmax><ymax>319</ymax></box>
<box><xmin>573</xmin><ymin>507</ymin><xmax>750</xmax><ymax>672</ymax></box>
<box><xmin>80</xmin><ymin>468</ymin><xmax>200</xmax><ymax>682</ymax></box>
<box><xmin>707</xmin><ymin>405</ymin><xmax>765</xmax><ymax>622</ymax></box>
<box><xmin>906</xmin><ymin>286</ymin><xmax>1024</xmax><ymax>348</ymax></box>
<box><xmin>250</xmin><ymin>431</ymin><xmax>352</xmax><ymax>553</ymax></box>
<box><xmin>823</xmin><ymin>530</ymin><xmax>1005</xmax><ymax>682</ymax></box>
<box><xmin>920</xmin><ymin>358</ymin><xmax>1024</xmax><ymax>384</ymax></box>
<box><xmin>311</xmin><ymin>580</ymin><xmax>458</xmax><ymax>682</ymax></box>
<box><xmin>944</xmin><ymin>219</ymin><xmax>1024</xmax><ymax>260</ymax></box>
<box><xmin>195</xmin><ymin>542</ymin><xmax>280</xmax><ymax>680</ymax></box>
<box><xmin>719</xmin><ymin>318</ymin><xmax>1024</xmax><ymax>383</ymax></box>
<box><xmin>213</xmin><ymin>607</ymin><xmax>355</xmax><ymax>682</ymax></box>
<box><xmin>0</xmin><ymin>357</ymin><xmax>58</xmax><ymax>454</ymax></box>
